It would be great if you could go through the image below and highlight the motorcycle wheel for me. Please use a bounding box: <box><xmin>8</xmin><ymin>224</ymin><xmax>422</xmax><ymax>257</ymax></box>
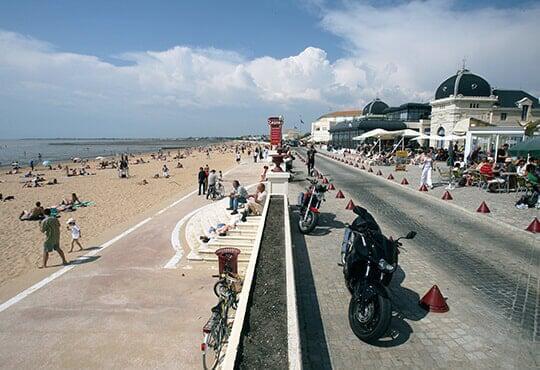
<box><xmin>298</xmin><ymin>210</ymin><xmax>318</xmax><ymax>234</ymax></box>
<box><xmin>348</xmin><ymin>290</ymin><xmax>391</xmax><ymax>343</ymax></box>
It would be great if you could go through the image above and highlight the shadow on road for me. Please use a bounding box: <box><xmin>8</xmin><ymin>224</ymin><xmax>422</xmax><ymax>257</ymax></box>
<box><xmin>369</xmin><ymin>267</ymin><xmax>427</xmax><ymax>348</ymax></box>
<box><xmin>69</xmin><ymin>255</ymin><xmax>101</xmax><ymax>265</ymax></box>
<box><xmin>290</xmin><ymin>207</ymin><xmax>333</xmax><ymax>370</ymax></box>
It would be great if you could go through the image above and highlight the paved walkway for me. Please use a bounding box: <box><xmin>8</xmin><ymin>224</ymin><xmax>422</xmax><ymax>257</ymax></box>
<box><xmin>327</xmin><ymin>150</ymin><xmax>539</xmax><ymax>233</ymax></box>
<box><xmin>0</xmin><ymin>160</ymin><xmax>262</xmax><ymax>369</ymax></box>
<box><xmin>291</xmin><ymin>149</ymin><xmax>538</xmax><ymax>369</ymax></box>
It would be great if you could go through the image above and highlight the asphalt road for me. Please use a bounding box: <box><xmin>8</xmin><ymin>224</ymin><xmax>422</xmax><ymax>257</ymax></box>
<box><xmin>292</xmin><ymin>148</ymin><xmax>538</xmax><ymax>369</ymax></box>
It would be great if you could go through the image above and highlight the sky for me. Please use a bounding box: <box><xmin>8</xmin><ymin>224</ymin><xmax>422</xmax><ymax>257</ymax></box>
<box><xmin>0</xmin><ymin>0</ymin><xmax>539</xmax><ymax>138</ymax></box>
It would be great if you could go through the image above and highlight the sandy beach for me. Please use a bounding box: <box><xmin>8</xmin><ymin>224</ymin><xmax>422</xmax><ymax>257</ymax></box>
<box><xmin>0</xmin><ymin>144</ymin><xmax>238</xmax><ymax>288</ymax></box>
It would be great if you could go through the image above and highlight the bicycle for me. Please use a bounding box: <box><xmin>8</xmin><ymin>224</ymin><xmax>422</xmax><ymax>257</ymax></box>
<box><xmin>201</xmin><ymin>285</ymin><xmax>238</xmax><ymax>369</ymax></box>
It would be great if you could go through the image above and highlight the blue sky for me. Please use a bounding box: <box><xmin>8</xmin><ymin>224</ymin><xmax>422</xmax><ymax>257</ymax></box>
<box><xmin>0</xmin><ymin>0</ymin><xmax>539</xmax><ymax>138</ymax></box>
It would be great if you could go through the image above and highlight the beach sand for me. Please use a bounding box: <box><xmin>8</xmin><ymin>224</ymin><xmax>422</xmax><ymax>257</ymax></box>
<box><xmin>0</xmin><ymin>145</ymin><xmax>237</xmax><ymax>288</ymax></box>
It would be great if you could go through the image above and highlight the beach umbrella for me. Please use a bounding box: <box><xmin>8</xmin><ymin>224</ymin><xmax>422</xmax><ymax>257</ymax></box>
<box><xmin>42</xmin><ymin>160</ymin><xmax>51</xmax><ymax>166</ymax></box>
<box><xmin>508</xmin><ymin>136</ymin><xmax>540</xmax><ymax>157</ymax></box>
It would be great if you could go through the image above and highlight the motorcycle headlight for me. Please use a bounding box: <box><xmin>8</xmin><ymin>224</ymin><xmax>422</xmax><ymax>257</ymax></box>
<box><xmin>378</xmin><ymin>259</ymin><xmax>395</xmax><ymax>272</ymax></box>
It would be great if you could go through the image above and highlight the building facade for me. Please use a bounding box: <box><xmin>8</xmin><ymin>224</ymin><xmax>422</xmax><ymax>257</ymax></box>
<box><xmin>329</xmin><ymin>99</ymin><xmax>408</xmax><ymax>148</ymax></box>
<box><xmin>310</xmin><ymin>110</ymin><xmax>363</xmax><ymax>143</ymax></box>
<box><xmin>430</xmin><ymin>68</ymin><xmax>539</xmax><ymax>147</ymax></box>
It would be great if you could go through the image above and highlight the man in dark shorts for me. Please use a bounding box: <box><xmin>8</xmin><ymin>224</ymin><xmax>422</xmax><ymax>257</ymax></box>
<box><xmin>307</xmin><ymin>144</ymin><xmax>317</xmax><ymax>176</ymax></box>
<box><xmin>40</xmin><ymin>208</ymin><xmax>68</xmax><ymax>268</ymax></box>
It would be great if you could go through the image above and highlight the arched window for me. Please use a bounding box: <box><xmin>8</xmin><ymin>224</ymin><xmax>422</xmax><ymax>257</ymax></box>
<box><xmin>437</xmin><ymin>127</ymin><xmax>445</xmax><ymax>148</ymax></box>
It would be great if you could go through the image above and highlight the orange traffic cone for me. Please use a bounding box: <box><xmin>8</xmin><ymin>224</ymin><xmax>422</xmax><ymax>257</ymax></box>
<box><xmin>336</xmin><ymin>190</ymin><xmax>345</xmax><ymax>198</ymax></box>
<box><xmin>419</xmin><ymin>184</ymin><xmax>429</xmax><ymax>191</ymax></box>
<box><xmin>442</xmin><ymin>191</ymin><xmax>453</xmax><ymax>200</ymax></box>
<box><xmin>476</xmin><ymin>201</ymin><xmax>490</xmax><ymax>213</ymax></box>
<box><xmin>328</xmin><ymin>183</ymin><xmax>335</xmax><ymax>190</ymax></box>
<box><xmin>526</xmin><ymin>217</ymin><xmax>540</xmax><ymax>233</ymax></box>
<box><xmin>401</xmin><ymin>178</ymin><xmax>409</xmax><ymax>185</ymax></box>
<box><xmin>387</xmin><ymin>174</ymin><xmax>394</xmax><ymax>180</ymax></box>
<box><xmin>345</xmin><ymin>199</ymin><xmax>355</xmax><ymax>210</ymax></box>
<box><xmin>419</xmin><ymin>285</ymin><xmax>449</xmax><ymax>313</ymax></box>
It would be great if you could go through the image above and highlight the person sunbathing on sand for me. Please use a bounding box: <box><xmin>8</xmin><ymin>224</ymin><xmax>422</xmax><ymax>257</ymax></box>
<box><xmin>138</xmin><ymin>179</ymin><xmax>149</xmax><ymax>185</ymax></box>
<box><xmin>19</xmin><ymin>201</ymin><xmax>45</xmax><ymax>221</ymax></box>
<box><xmin>62</xmin><ymin>193</ymin><xmax>81</xmax><ymax>206</ymax></box>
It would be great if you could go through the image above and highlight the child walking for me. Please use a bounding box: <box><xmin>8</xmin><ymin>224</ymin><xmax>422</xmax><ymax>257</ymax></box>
<box><xmin>66</xmin><ymin>218</ymin><xmax>83</xmax><ymax>252</ymax></box>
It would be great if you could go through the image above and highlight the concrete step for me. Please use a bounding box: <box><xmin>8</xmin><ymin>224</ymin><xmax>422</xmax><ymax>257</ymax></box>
<box><xmin>215</xmin><ymin>235</ymin><xmax>256</xmax><ymax>242</ymax></box>
<box><xmin>199</xmin><ymin>246</ymin><xmax>253</xmax><ymax>255</ymax></box>
<box><xmin>207</xmin><ymin>239</ymin><xmax>254</xmax><ymax>248</ymax></box>
<box><xmin>200</xmin><ymin>254</ymin><xmax>252</xmax><ymax>263</ymax></box>
<box><xmin>227</xmin><ymin>231</ymin><xmax>257</xmax><ymax>238</ymax></box>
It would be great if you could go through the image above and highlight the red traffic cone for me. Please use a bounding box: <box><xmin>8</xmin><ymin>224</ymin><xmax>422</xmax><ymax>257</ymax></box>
<box><xmin>368</xmin><ymin>168</ymin><xmax>374</xmax><ymax>173</ymax></box>
<box><xmin>476</xmin><ymin>201</ymin><xmax>490</xmax><ymax>213</ymax></box>
<box><xmin>361</xmin><ymin>165</ymin><xmax>366</xmax><ymax>170</ymax></box>
<box><xmin>419</xmin><ymin>285</ymin><xmax>449</xmax><ymax>313</ymax></box>
<box><xmin>335</xmin><ymin>190</ymin><xmax>345</xmax><ymax>199</ymax></box>
<box><xmin>419</xmin><ymin>183</ymin><xmax>429</xmax><ymax>191</ymax></box>
<box><xmin>376</xmin><ymin>169</ymin><xmax>383</xmax><ymax>176</ymax></box>
<box><xmin>442</xmin><ymin>191</ymin><xmax>453</xmax><ymax>200</ymax></box>
<box><xmin>322</xmin><ymin>177</ymin><xmax>329</xmax><ymax>184</ymax></box>
<box><xmin>328</xmin><ymin>183</ymin><xmax>335</xmax><ymax>190</ymax></box>
<box><xmin>345</xmin><ymin>199</ymin><xmax>355</xmax><ymax>210</ymax></box>
<box><xmin>526</xmin><ymin>217</ymin><xmax>540</xmax><ymax>233</ymax></box>
<box><xmin>401</xmin><ymin>178</ymin><xmax>409</xmax><ymax>185</ymax></box>
<box><xmin>387</xmin><ymin>174</ymin><xmax>394</xmax><ymax>180</ymax></box>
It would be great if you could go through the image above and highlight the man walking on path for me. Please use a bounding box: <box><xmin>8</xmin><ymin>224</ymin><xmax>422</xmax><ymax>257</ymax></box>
<box><xmin>197</xmin><ymin>167</ymin><xmax>206</xmax><ymax>195</ymax></box>
<box><xmin>206</xmin><ymin>169</ymin><xmax>218</xmax><ymax>199</ymax></box>
<box><xmin>39</xmin><ymin>208</ymin><xmax>68</xmax><ymax>268</ymax></box>
<box><xmin>307</xmin><ymin>145</ymin><xmax>317</xmax><ymax>176</ymax></box>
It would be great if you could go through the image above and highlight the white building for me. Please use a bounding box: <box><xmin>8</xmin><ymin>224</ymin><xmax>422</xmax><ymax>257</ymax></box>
<box><xmin>310</xmin><ymin>110</ymin><xmax>363</xmax><ymax>143</ymax></box>
<box><xmin>430</xmin><ymin>68</ymin><xmax>539</xmax><ymax>147</ymax></box>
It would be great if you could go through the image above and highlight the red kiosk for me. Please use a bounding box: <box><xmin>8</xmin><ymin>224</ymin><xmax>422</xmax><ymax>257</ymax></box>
<box><xmin>268</xmin><ymin>116</ymin><xmax>284</xmax><ymax>148</ymax></box>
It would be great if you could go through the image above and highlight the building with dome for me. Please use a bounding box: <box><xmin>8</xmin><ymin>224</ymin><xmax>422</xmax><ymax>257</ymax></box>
<box><xmin>430</xmin><ymin>68</ymin><xmax>539</xmax><ymax>148</ymax></box>
<box><xmin>328</xmin><ymin>98</ymin><xmax>415</xmax><ymax>148</ymax></box>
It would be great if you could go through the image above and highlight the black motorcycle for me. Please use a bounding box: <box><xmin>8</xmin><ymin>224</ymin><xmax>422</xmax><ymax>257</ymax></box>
<box><xmin>340</xmin><ymin>205</ymin><xmax>416</xmax><ymax>343</ymax></box>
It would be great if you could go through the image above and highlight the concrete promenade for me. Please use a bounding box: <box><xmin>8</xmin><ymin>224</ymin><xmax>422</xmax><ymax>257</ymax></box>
<box><xmin>0</xmin><ymin>160</ymin><xmax>261</xmax><ymax>369</ymax></box>
<box><xmin>291</xmin><ymin>149</ymin><xmax>538</xmax><ymax>369</ymax></box>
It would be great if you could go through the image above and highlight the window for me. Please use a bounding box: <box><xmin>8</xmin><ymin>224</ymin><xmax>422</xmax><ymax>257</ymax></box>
<box><xmin>521</xmin><ymin>105</ymin><xmax>529</xmax><ymax>121</ymax></box>
<box><xmin>500</xmin><ymin>113</ymin><xmax>507</xmax><ymax>121</ymax></box>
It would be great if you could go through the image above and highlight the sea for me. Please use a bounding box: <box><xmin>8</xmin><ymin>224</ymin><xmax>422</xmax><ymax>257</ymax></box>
<box><xmin>0</xmin><ymin>138</ymin><xmax>225</xmax><ymax>166</ymax></box>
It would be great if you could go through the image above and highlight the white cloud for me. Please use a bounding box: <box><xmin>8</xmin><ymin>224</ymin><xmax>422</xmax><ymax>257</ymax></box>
<box><xmin>319</xmin><ymin>0</ymin><xmax>540</xmax><ymax>100</ymax></box>
<box><xmin>1</xmin><ymin>1</ymin><xmax>539</xmax><ymax>137</ymax></box>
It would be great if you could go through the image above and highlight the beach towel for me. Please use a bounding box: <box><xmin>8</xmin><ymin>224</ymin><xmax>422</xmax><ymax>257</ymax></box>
<box><xmin>72</xmin><ymin>201</ymin><xmax>95</xmax><ymax>209</ymax></box>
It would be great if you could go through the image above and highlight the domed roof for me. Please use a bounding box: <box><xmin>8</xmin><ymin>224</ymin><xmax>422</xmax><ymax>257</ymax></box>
<box><xmin>435</xmin><ymin>69</ymin><xmax>492</xmax><ymax>100</ymax></box>
<box><xmin>362</xmin><ymin>98</ymin><xmax>389</xmax><ymax>115</ymax></box>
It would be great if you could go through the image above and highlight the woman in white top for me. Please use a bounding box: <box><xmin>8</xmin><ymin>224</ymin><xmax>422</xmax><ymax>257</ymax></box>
<box><xmin>420</xmin><ymin>150</ymin><xmax>433</xmax><ymax>189</ymax></box>
<box><xmin>66</xmin><ymin>218</ymin><xmax>84</xmax><ymax>252</ymax></box>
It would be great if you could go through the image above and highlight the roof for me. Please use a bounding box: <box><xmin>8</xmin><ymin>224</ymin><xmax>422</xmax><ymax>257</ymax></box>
<box><xmin>362</xmin><ymin>98</ymin><xmax>389</xmax><ymax>115</ymax></box>
<box><xmin>383</xmin><ymin>102</ymin><xmax>431</xmax><ymax>114</ymax></box>
<box><xmin>329</xmin><ymin>118</ymin><xmax>407</xmax><ymax>133</ymax></box>
<box><xmin>493</xmin><ymin>89</ymin><xmax>540</xmax><ymax>108</ymax></box>
<box><xmin>316</xmin><ymin>110</ymin><xmax>363</xmax><ymax>120</ymax></box>
<box><xmin>435</xmin><ymin>69</ymin><xmax>491</xmax><ymax>100</ymax></box>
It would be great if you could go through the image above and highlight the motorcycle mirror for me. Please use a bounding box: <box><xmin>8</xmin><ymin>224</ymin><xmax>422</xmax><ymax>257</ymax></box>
<box><xmin>405</xmin><ymin>231</ymin><xmax>417</xmax><ymax>239</ymax></box>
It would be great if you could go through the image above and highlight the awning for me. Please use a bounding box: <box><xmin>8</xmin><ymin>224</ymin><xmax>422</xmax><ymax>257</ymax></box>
<box><xmin>508</xmin><ymin>136</ymin><xmax>540</xmax><ymax>157</ymax></box>
<box><xmin>353</xmin><ymin>128</ymin><xmax>392</xmax><ymax>140</ymax></box>
<box><xmin>412</xmin><ymin>134</ymin><xmax>465</xmax><ymax>142</ymax></box>
<box><xmin>453</xmin><ymin>117</ymin><xmax>493</xmax><ymax>135</ymax></box>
